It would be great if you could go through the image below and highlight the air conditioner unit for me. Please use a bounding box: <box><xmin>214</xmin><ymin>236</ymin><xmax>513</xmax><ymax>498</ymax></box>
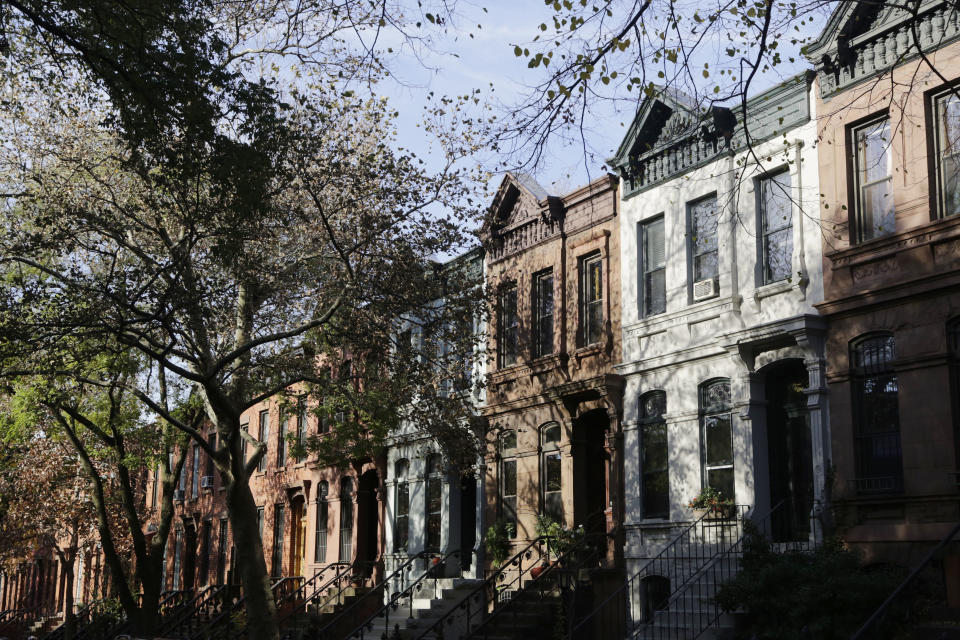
<box><xmin>692</xmin><ymin>278</ymin><xmax>718</xmax><ymax>302</ymax></box>
<box><xmin>173</xmin><ymin>489</ymin><xmax>185</xmax><ymax>502</ymax></box>
<box><xmin>200</xmin><ymin>476</ymin><xmax>215</xmax><ymax>489</ymax></box>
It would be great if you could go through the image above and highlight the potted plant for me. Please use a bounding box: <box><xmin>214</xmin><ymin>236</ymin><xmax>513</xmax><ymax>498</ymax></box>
<box><xmin>535</xmin><ymin>515</ymin><xmax>586</xmax><ymax>561</ymax></box>
<box><xmin>687</xmin><ymin>486</ymin><xmax>735</xmax><ymax>519</ymax></box>
<box><xmin>485</xmin><ymin>519</ymin><xmax>515</xmax><ymax>568</ymax></box>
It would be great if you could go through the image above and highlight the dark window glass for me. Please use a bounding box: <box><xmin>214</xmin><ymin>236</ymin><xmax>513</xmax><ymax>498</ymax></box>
<box><xmin>581</xmin><ymin>253</ymin><xmax>603</xmax><ymax>346</ymax></box>
<box><xmin>853</xmin><ymin>118</ymin><xmax>894</xmax><ymax>241</ymax></box>
<box><xmin>949</xmin><ymin>319</ymin><xmax>960</xmax><ymax>472</ymax></box>
<box><xmin>690</xmin><ymin>196</ymin><xmax>719</xmax><ymax>282</ymax></box>
<box><xmin>759</xmin><ymin>171</ymin><xmax>793</xmax><ymax>283</ymax></box>
<box><xmin>199</xmin><ymin>521</ymin><xmax>212</xmax><ymax>586</ymax></box>
<box><xmin>173</xmin><ymin>529</ymin><xmax>183</xmax><ymax>590</ymax></box>
<box><xmin>257</xmin><ymin>506</ymin><xmax>265</xmax><ymax>541</ymax></box>
<box><xmin>700</xmin><ymin>380</ymin><xmax>734</xmax><ymax>501</ymax></box>
<box><xmin>240</xmin><ymin>422</ymin><xmax>248</xmax><ymax>464</ymax></box>
<box><xmin>339</xmin><ymin>478</ymin><xmax>354</xmax><ymax>562</ymax></box>
<box><xmin>852</xmin><ymin>334</ymin><xmax>902</xmax><ymax>493</ymax></box>
<box><xmin>499</xmin><ymin>284</ymin><xmax>519</xmax><ymax>367</ymax></box>
<box><xmin>501</xmin><ymin>458</ymin><xmax>517</xmax><ymax>538</ymax></box>
<box><xmin>534</xmin><ymin>270</ymin><xmax>554</xmax><ymax>357</ymax></box>
<box><xmin>541</xmin><ymin>423</ymin><xmax>562</xmax><ymax>522</ymax></box>
<box><xmin>425</xmin><ymin>455</ymin><xmax>443</xmax><ymax>551</ymax></box>
<box><xmin>641</xmin><ymin>391</ymin><xmax>669</xmax><ymax>519</ymax></box>
<box><xmin>191</xmin><ymin>445</ymin><xmax>200</xmax><ymax>498</ymax></box>
<box><xmin>272</xmin><ymin>504</ymin><xmax>285</xmax><ymax>576</ymax></box>
<box><xmin>205</xmin><ymin>434</ymin><xmax>216</xmax><ymax>478</ymax></box>
<box><xmin>258</xmin><ymin>410</ymin><xmax>269</xmax><ymax>472</ymax></box>
<box><xmin>277</xmin><ymin>411</ymin><xmax>288</xmax><ymax>467</ymax></box>
<box><xmin>936</xmin><ymin>92</ymin><xmax>960</xmax><ymax>218</ymax></box>
<box><xmin>152</xmin><ymin>465</ymin><xmax>159</xmax><ymax>507</ymax></box>
<box><xmin>642</xmin><ymin>218</ymin><xmax>666</xmax><ymax>316</ymax></box>
<box><xmin>394</xmin><ymin>461</ymin><xmax>409</xmax><ymax>553</ymax></box>
<box><xmin>295</xmin><ymin>402</ymin><xmax>307</xmax><ymax>463</ymax></box>
<box><xmin>315</xmin><ymin>482</ymin><xmax>328</xmax><ymax>563</ymax></box>
<box><xmin>217</xmin><ymin>519</ymin><xmax>228</xmax><ymax>586</ymax></box>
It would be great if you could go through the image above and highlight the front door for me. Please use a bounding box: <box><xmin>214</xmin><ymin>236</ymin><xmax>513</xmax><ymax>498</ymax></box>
<box><xmin>765</xmin><ymin>360</ymin><xmax>813</xmax><ymax>542</ymax></box>
<box><xmin>289</xmin><ymin>498</ymin><xmax>306</xmax><ymax>577</ymax></box>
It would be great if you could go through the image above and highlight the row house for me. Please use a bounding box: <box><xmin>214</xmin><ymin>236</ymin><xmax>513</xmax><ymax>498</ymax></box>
<box><xmin>480</xmin><ymin>172</ymin><xmax>624</xmax><ymax>563</ymax></box>
<box><xmin>806</xmin><ymin>0</ymin><xmax>960</xmax><ymax>568</ymax></box>
<box><xmin>611</xmin><ymin>74</ymin><xmax>828</xmax><ymax>591</ymax></box>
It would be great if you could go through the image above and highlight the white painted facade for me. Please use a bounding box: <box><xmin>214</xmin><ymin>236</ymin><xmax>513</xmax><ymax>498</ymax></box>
<box><xmin>614</xmin><ymin>78</ymin><xmax>830</xmax><ymax>574</ymax></box>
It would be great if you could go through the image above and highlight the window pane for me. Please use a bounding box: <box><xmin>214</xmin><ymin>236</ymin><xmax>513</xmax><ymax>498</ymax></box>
<box><xmin>542</xmin><ymin>424</ymin><xmax>561</xmax><ymax>446</ymax></box>
<box><xmin>858</xmin><ymin>120</ymin><xmax>892</xmax><ymax>184</ymax></box>
<box><xmin>691</xmin><ymin>197</ymin><xmax>718</xmax><ymax>256</ymax></box>
<box><xmin>503</xmin><ymin>460</ymin><xmax>517</xmax><ymax>496</ymax></box>
<box><xmin>545</xmin><ymin>453</ymin><xmax>561</xmax><ymax>491</ymax></box>
<box><xmin>500</xmin><ymin>285</ymin><xmax>518</xmax><ymax>366</ymax></box>
<box><xmin>586</xmin><ymin>300</ymin><xmax>603</xmax><ymax>345</ymax></box>
<box><xmin>500</xmin><ymin>431</ymin><xmax>517</xmax><ymax>453</ymax></box>
<box><xmin>642</xmin><ymin>392</ymin><xmax>667</xmax><ymax>421</ymax></box>
<box><xmin>941</xmin><ymin>152</ymin><xmax>960</xmax><ymax>217</ymax></box>
<box><xmin>695</xmin><ymin>251</ymin><xmax>718</xmax><ymax>281</ymax></box>
<box><xmin>645</xmin><ymin>268</ymin><xmax>666</xmax><ymax>315</ymax></box>
<box><xmin>642</xmin><ymin>422</ymin><xmax>668</xmax><ymax>472</ymax></box>
<box><xmin>764</xmin><ymin>228</ymin><xmax>793</xmax><ymax>283</ymax></box>
<box><xmin>862</xmin><ymin>180</ymin><xmax>894</xmax><ymax>239</ymax></box>
<box><xmin>705</xmin><ymin>415</ymin><xmax>733</xmax><ymax>466</ymax></box>
<box><xmin>644</xmin><ymin>218</ymin><xmax>665</xmax><ymax>269</ymax></box>
<box><xmin>762</xmin><ymin>172</ymin><xmax>792</xmax><ymax>233</ymax></box>
<box><xmin>707</xmin><ymin>468</ymin><xmax>735</xmax><ymax>499</ymax></box>
<box><xmin>643</xmin><ymin>471</ymin><xmax>669</xmax><ymax>519</ymax></box>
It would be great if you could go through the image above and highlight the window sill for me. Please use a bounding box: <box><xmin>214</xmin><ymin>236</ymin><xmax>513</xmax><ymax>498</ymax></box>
<box><xmin>753</xmin><ymin>279</ymin><xmax>794</xmax><ymax>300</ymax></box>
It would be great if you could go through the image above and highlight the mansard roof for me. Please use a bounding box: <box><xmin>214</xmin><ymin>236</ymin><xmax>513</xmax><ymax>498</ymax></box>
<box><xmin>805</xmin><ymin>0</ymin><xmax>960</xmax><ymax>98</ymax></box>
<box><xmin>611</xmin><ymin>73</ymin><xmax>813</xmax><ymax>198</ymax></box>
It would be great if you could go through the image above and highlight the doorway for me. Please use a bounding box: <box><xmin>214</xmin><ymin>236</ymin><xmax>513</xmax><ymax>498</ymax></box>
<box><xmin>356</xmin><ymin>470</ymin><xmax>380</xmax><ymax>575</ymax></box>
<box><xmin>459</xmin><ymin>474</ymin><xmax>477</xmax><ymax>571</ymax></box>
<box><xmin>572</xmin><ymin>409</ymin><xmax>609</xmax><ymax>539</ymax></box>
<box><xmin>289</xmin><ymin>497</ymin><xmax>306</xmax><ymax>577</ymax></box>
<box><xmin>764</xmin><ymin>360</ymin><xmax>813</xmax><ymax>542</ymax></box>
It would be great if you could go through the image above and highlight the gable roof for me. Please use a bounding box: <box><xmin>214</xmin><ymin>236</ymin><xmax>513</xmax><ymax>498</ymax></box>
<box><xmin>609</xmin><ymin>87</ymin><xmax>698</xmax><ymax>170</ymax></box>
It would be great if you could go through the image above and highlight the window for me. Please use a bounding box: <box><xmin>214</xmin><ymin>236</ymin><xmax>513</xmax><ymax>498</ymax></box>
<box><xmin>295</xmin><ymin>402</ymin><xmax>307</xmax><ymax>463</ymax></box>
<box><xmin>934</xmin><ymin>90</ymin><xmax>960</xmax><ymax>218</ymax></box>
<box><xmin>205</xmin><ymin>434</ymin><xmax>216</xmax><ymax>478</ymax></box>
<box><xmin>759</xmin><ymin>171</ymin><xmax>793</xmax><ymax>284</ymax></box>
<box><xmin>257</xmin><ymin>506</ymin><xmax>265</xmax><ymax>541</ymax></box>
<box><xmin>258</xmin><ymin>410</ymin><xmax>269</xmax><ymax>472</ymax></box>
<box><xmin>339</xmin><ymin>477</ymin><xmax>354</xmax><ymax>561</ymax></box>
<box><xmin>700</xmin><ymin>380</ymin><xmax>734</xmax><ymax>501</ymax></box>
<box><xmin>173</xmin><ymin>528</ymin><xmax>183</xmax><ymax>590</ymax></box>
<box><xmin>689</xmin><ymin>195</ymin><xmax>719</xmax><ymax>285</ymax></box>
<box><xmin>240</xmin><ymin>421</ymin><xmax>249</xmax><ymax>464</ymax></box>
<box><xmin>852</xmin><ymin>334</ymin><xmax>902</xmax><ymax>493</ymax></box>
<box><xmin>425</xmin><ymin>454</ymin><xmax>443</xmax><ymax>551</ymax></box>
<box><xmin>199</xmin><ymin>521</ymin><xmax>212</xmax><ymax>585</ymax></box>
<box><xmin>499</xmin><ymin>431</ymin><xmax>518</xmax><ymax>538</ymax></box>
<box><xmin>190</xmin><ymin>445</ymin><xmax>200</xmax><ymax>499</ymax></box>
<box><xmin>540</xmin><ymin>423</ymin><xmax>562</xmax><ymax>522</ymax></box>
<box><xmin>272</xmin><ymin>504</ymin><xmax>285</xmax><ymax>576</ymax></box>
<box><xmin>641</xmin><ymin>217</ymin><xmax>666</xmax><ymax>316</ymax></box>
<box><xmin>640</xmin><ymin>391</ymin><xmax>669</xmax><ymax>519</ymax></box>
<box><xmin>498</xmin><ymin>283</ymin><xmax>519</xmax><ymax>367</ymax></box>
<box><xmin>277</xmin><ymin>411</ymin><xmax>287</xmax><ymax>467</ymax></box>
<box><xmin>949</xmin><ymin>319</ymin><xmax>960</xmax><ymax>470</ymax></box>
<box><xmin>151</xmin><ymin>465</ymin><xmax>159</xmax><ymax>508</ymax></box>
<box><xmin>533</xmin><ymin>270</ymin><xmax>554</xmax><ymax>357</ymax></box>
<box><xmin>580</xmin><ymin>253</ymin><xmax>603</xmax><ymax>346</ymax></box>
<box><xmin>217</xmin><ymin>519</ymin><xmax>228</xmax><ymax>586</ymax></box>
<box><xmin>177</xmin><ymin>451</ymin><xmax>187</xmax><ymax>493</ymax></box>
<box><xmin>853</xmin><ymin>117</ymin><xmax>894</xmax><ymax>241</ymax></box>
<box><xmin>315</xmin><ymin>482</ymin><xmax>329</xmax><ymax>563</ymax></box>
<box><xmin>394</xmin><ymin>461</ymin><xmax>409</xmax><ymax>553</ymax></box>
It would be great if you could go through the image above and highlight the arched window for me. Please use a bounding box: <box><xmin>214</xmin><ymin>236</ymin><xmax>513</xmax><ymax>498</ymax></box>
<box><xmin>700</xmin><ymin>379</ymin><xmax>734</xmax><ymax>501</ymax></box>
<box><xmin>499</xmin><ymin>431</ymin><xmax>518</xmax><ymax>538</ymax></box>
<box><xmin>640</xmin><ymin>391</ymin><xmax>669</xmax><ymax>519</ymax></box>
<box><xmin>314</xmin><ymin>482</ymin><xmax>328</xmax><ymax>564</ymax></box>
<box><xmin>425</xmin><ymin>454</ymin><xmax>443</xmax><ymax>551</ymax></box>
<box><xmin>540</xmin><ymin>423</ymin><xmax>562</xmax><ymax>522</ymax></box>
<box><xmin>394</xmin><ymin>460</ymin><xmax>410</xmax><ymax>553</ymax></box>
<box><xmin>339</xmin><ymin>477</ymin><xmax>354</xmax><ymax>562</ymax></box>
<box><xmin>852</xmin><ymin>334</ymin><xmax>902</xmax><ymax>493</ymax></box>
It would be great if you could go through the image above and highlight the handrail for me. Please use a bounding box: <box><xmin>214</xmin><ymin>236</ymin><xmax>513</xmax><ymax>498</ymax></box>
<box><xmin>344</xmin><ymin>548</ymin><xmax>465</xmax><ymax>640</ymax></box>
<box><xmin>410</xmin><ymin>536</ymin><xmax>553</xmax><ymax>640</ymax></box>
<box><xmin>158</xmin><ymin>584</ymin><xmax>227</xmax><ymax>635</ymax></box>
<box><xmin>315</xmin><ymin>553</ymin><xmax>429</xmax><ymax>639</ymax></box>
<box><xmin>850</xmin><ymin>520</ymin><xmax>960</xmax><ymax>640</ymax></box>
<box><xmin>274</xmin><ymin>561</ymin><xmax>353</xmax><ymax>628</ymax></box>
<box><xmin>568</xmin><ymin>504</ymin><xmax>749</xmax><ymax>639</ymax></box>
<box><xmin>195</xmin><ymin>575</ymin><xmax>294</xmax><ymax>639</ymax></box>
<box><xmin>469</xmin><ymin>532</ymin><xmax>604</xmax><ymax>640</ymax></box>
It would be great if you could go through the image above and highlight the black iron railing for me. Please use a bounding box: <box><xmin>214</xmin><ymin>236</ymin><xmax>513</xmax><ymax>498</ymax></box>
<box><xmin>567</xmin><ymin>505</ymin><xmax>748</xmax><ymax>640</ymax></box>
<box><xmin>409</xmin><ymin>536</ymin><xmax>553</xmax><ymax>640</ymax></box>
<box><xmin>343</xmin><ymin>549</ymin><xmax>465</xmax><ymax>640</ymax></box>
<box><xmin>274</xmin><ymin>561</ymin><xmax>352</xmax><ymax>631</ymax></box>
<box><xmin>197</xmin><ymin>574</ymin><xmax>300</xmax><ymax>639</ymax></box>
<box><xmin>850</xmin><ymin>520</ymin><xmax>960</xmax><ymax>640</ymax></box>
<box><xmin>158</xmin><ymin>584</ymin><xmax>232</xmax><ymax>637</ymax></box>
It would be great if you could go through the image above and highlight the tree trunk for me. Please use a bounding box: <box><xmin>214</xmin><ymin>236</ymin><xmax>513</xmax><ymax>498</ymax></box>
<box><xmin>62</xmin><ymin>555</ymin><xmax>75</xmax><ymax>640</ymax></box>
<box><xmin>226</xmin><ymin>478</ymin><xmax>278</xmax><ymax>640</ymax></box>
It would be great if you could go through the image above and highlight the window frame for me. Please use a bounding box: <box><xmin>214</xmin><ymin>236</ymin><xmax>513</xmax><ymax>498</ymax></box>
<box><xmin>258</xmin><ymin>410</ymin><xmax>269</xmax><ymax>472</ymax></box>
<box><xmin>687</xmin><ymin>194</ymin><xmax>720</xmax><ymax>296</ymax></box>
<box><xmin>579</xmin><ymin>251</ymin><xmax>604</xmax><ymax>347</ymax></box>
<box><xmin>499</xmin><ymin>431</ymin><xmax>518</xmax><ymax>538</ymax></box>
<box><xmin>277</xmin><ymin>410</ymin><xmax>288</xmax><ymax>468</ymax></box>
<box><xmin>217</xmin><ymin>519</ymin><xmax>229</xmax><ymax>586</ymax></box>
<box><xmin>699</xmin><ymin>379</ymin><xmax>735</xmax><ymax>502</ymax></box>
<box><xmin>424</xmin><ymin>454</ymin><xmax>444</xmax><ymax>552</ymax></box>
<box><xmin>498</xmin><ymin>282</ymin><xmax>519</xmax><ymax>367</ymax></box>
<box><xmin>539</xmin><ymin>423</ymin><xmax>563</xmax><ymax>523</ymax></box>
<box><xmin>533</xmin><ymin>269</ymin><xmax>555</xmax><ymax>358</ymax></box>
<box><xmin>339</xmin><ymin>477</ymin><xmax>354</xmax><ymax>562</ymax></box>
<box><xmin>315</xmin><ymin>482</ymin><xmax>329</xmax><ymax>563</ymax></box>
<box><xmin>850</xmin><ymin>333</ymin><xmax>903</xmax><ymax>494</ymax></box>
<box><xmin>640</xmin><ymin>216</ymin><xmax>666</xmax><ymax>317</ymax></box>
<box><xmin>931</xmin><ymin>87</ymin><xmax>960</xmax><ymax>220</ymax></box>
<box><xmin>295</xmin><ymin>400</ymin><xmax>307</xmax><ymax>464</ymax></box>
<box><xmin>272</xmin><ymin>503</ymin><xmax>285</xmax><ymax>577</ymax></box>
<box><xmin>393</xmin><ymin>461</ymin><xmax>410</xmax><ymax>553</ymax></box>
<box><xmin>640</xmin><ymin>391</ymin><xmax>669</xmax><ymax>520</ymax></box>
<box><xmin>756</xmin><ymin>168</ymin><xmax>794</xmax><ymax>285</ymax></box>
<box><xmin>850</xmin><ymin>115</ymin><xmax>894</xmax><ymax>243</ymax></box>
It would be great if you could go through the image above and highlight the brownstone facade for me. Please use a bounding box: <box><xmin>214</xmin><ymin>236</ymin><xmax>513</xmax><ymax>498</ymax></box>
<box><xmin>808</xmin><ymin>0</ymin><xmax>960</xmax><ymax>565</ymax></box>
<box><xmin>481</xmin><ymin>173</ymin><xmax>624</xmax><ymax>563</ymax></box>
